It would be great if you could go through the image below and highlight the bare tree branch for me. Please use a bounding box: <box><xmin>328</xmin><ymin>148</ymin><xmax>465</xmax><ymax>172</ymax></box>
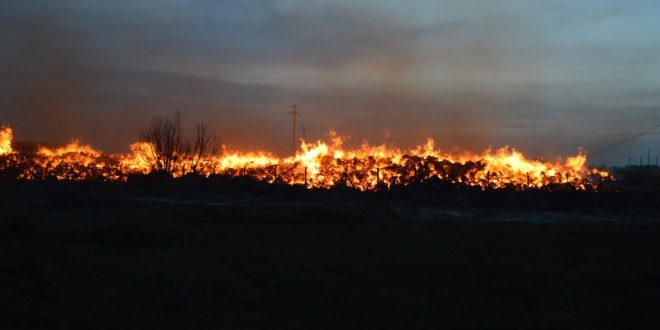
<box><xmin>190</xmin><ymin>123</ymin><xmax>220</xmax><ymax>174</ymax></box>
<box><xmin>140</xmin><ymin>114</ymin><xmax>188</xmax><ymax>174</ymax></box>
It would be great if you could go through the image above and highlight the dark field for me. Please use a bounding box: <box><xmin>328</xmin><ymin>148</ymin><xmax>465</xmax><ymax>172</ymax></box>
<box><xmin>1</xmin><ymin>180</ymin><xmax>660</xmax><ymax>329</ymax></box>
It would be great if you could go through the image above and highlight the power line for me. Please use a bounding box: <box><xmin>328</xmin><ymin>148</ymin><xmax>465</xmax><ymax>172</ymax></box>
<box><xmin>588</xmin><ymin>122</ymin><xmax>660</xmax><ymax>157</ymax></box>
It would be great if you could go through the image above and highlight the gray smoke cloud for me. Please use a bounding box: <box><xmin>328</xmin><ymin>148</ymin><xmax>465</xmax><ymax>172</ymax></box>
<box><xmin>1</xmin><ymin>0</ymin><xmax>659</xmax><ymax>164</ymax></box>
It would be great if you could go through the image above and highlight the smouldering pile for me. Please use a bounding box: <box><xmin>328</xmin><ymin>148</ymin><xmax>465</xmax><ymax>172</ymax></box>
<box><xmin>0</xmin><ymin>126</ymin><xmax>611</xmax><ymax>191</ymax></box>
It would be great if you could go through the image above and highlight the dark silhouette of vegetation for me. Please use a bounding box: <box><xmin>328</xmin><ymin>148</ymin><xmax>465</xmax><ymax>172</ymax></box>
<box><xmin>139</xmin><ymin>113</ymin><xmax>220</xmax><ymax>175</ymax></box>
<box><xmin>140</xmin><ymin>113</ymin><xmax>187</xmax><ymax>174</ymax></box>
<box><xmin>190</xmin><ymin>123</ymin><xmax>220</xmax><ymax>175</ymax></box>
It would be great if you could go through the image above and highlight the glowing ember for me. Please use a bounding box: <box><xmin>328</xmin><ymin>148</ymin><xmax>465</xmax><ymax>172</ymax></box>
<box><xmin>28</xmin><ymin>141</ymin><xmax>114</xmax><ymax>180</ymax></box>
<box><xmin>0</xmin><ymin>125</ymin><xmax>612</xmax><ymax>190</ymax></box>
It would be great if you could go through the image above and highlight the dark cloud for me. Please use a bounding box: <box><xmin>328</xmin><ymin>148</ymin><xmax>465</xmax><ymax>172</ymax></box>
<box><xmin>0</xmin><ymin>0</ymin><xmax>422</xmax><ymax>71</ymax></box>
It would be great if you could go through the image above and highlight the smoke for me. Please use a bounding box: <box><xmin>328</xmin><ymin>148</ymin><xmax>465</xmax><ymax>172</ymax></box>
<box><xmin>0</xmin><ymin>1</ymin><xmax>86</xmax><ymax>143</ymax></box>
<box><xmin>1</xmin><ymin>0</ymin><xmax>658</xmax><ymax>164</ymax></box>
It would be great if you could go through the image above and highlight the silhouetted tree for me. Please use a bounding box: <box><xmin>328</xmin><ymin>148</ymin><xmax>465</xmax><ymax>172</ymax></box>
<box><xmin>140</xmin><ymin>113</ymin><xmax>188</xmax><ymax>174</ymax></box>
<box><xmin>190</xmin><ymin>123</ymin><xmax>220</xmax><ymax>174</ymax></box>
<box><xmin>140</xmin><ymin>113</ymin><xmax>222</xmax><ymax>176</ymax></box>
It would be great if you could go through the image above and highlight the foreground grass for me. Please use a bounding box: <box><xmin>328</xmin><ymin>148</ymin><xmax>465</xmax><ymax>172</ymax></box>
<box><xmin>1</xmin><ymin>192</ymin><xmax>659</xmax><ymax>329</ymax></box>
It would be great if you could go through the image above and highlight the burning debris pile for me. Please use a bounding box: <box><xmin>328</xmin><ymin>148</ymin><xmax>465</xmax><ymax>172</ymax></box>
<box><xmin>0</xmin><ymin>125</ymin><xmax>612</xmax><ymax>191</ymax></box>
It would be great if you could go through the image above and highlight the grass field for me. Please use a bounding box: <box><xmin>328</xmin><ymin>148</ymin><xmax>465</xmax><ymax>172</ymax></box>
<box><xmin>1</xmin><ymin>182</ymin><xmax>659</xmax><ymax>329</ymax></box>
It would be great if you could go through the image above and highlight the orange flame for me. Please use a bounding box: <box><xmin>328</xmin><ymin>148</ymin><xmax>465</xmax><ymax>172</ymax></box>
<box><xmin>0</xmin><ymin>126</ymin><xmax>13</xmax><ymax>156</ymax></box>
<box><xmin>37</xmin><ymin>140</ymin><xmax>102</xmax><ymax>158</ymax></box>
<box><xmin>120</xmin><ymin>142</ymin><xmax>157</xmax><ymax>174</ymax></box>
<box><xmin>0</xmin><ymin>125</ymin><xmax>611</xmax><ymax>190</ymax></box>
<box><xmin>115</xmin><ymin>132</ymin><xmax>609</xmax><ymax>190</ymax></box>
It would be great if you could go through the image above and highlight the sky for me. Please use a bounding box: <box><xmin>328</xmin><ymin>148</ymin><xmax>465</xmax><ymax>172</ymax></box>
<box><xmin>1</xmin><ymin>0</ymin><xmax>659</xmax><ymax>165</ymax></box>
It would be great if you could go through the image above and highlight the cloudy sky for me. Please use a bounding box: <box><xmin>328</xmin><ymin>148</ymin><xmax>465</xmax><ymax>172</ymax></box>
<box><xmin>1</xmin><ymin>0</ymin><xmax>659</xmax><ymax>164</ymax></box>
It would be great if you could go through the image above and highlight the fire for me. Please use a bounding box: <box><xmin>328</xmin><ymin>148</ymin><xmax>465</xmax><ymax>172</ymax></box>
<box><xmin>0</xmin><ymin>132</ymin><xmax>121</xmax><ymax>181</ymax></box>
<box><xmin>0</xmin><ymin>126</ymin><xmax>13</xmax><ymax>156</ymax></box>
<box><xmin>119</xmin><ymin>142</ymin><xmax>156</xmax><ymax>174</ymax></box>
<box><xmin>37</xmin><ymin>140</ymin><xmax>102</xmax><ymax>159</ymax></box>
<box><xmin>0</xmin><ymin>125</ymin><xmax>612</xmax><ymax>190</ymax></box>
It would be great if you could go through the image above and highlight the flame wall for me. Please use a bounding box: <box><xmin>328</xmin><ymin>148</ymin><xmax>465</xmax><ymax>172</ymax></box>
<box><xmin>0</xmin><ymin>126</ymin><xmax>611</xmax><ymax>191</ymax></box>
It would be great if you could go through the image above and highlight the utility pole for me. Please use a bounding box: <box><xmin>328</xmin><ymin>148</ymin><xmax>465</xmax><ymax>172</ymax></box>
<box><xmin>301</xmin><ymin>126</ymin><xmax>307</xmax><ymax>140</ymax></box>
<box><xmin>290</xmin><ymin>104</ymin><xmax>299</xmax><ymax>156</ymax></box>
